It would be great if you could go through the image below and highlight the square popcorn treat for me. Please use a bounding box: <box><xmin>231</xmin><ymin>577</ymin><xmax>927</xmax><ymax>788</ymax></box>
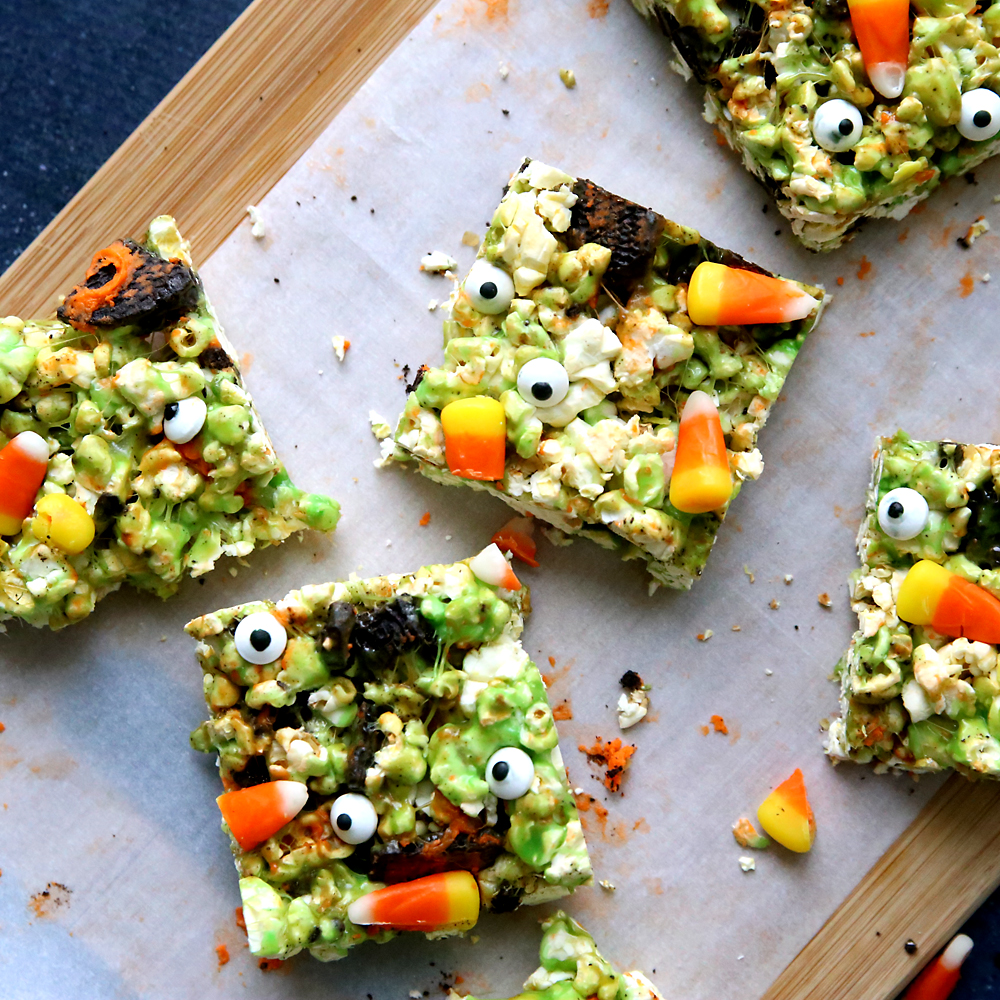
<box><xmin>828</xmin><ymin>431</ymin><xmax>1000</xmax><ymax>775</ymax></box>
<box><xmin>633</xmin><ymin>0</ymin><xmax>1000</xmax><ymax>250</ymax></box>
<box><xmin>389</xmin><ymin>159</ymin><xmax>825</xmax><ymax>590</ymax></box>
<box><xmin>187</xmin><ymin>556</ymin><xmax>591</xmax><ymax>961</ymax></box>
<box><xmin>0</xmin><ymin>217</ymin><xmax>338</xmax><ymax>629</ymax></box>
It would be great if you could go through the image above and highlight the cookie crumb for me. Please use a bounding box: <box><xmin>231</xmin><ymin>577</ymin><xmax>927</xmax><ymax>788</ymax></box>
<box><xmin>818</xmin><ymin>592</ymin><xmax>832</xmax><ymax>608</ymax></box>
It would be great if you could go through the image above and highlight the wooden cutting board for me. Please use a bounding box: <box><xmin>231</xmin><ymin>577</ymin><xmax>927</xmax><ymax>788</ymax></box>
<box><xmin>4</xmin><ymin>0</ymin><xmax>1000</xmax><ymax>996</ymax></box>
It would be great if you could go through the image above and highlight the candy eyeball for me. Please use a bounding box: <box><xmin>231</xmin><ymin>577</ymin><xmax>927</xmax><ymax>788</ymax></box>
<box><xmin>878</xmin><ymin>487</ymin><xmax>930</xmax><ymax>541</ymax></box>
<box><xmin>958</xmin><ymin>89</ymin><xmax>1000</xmax><ymax>141</ymax></box>
<box><xmin>486</xmin><ymin>746</ymin><xmax>535</xmax><ymax>800</ymax></box>
<box><xmin>234</xmin><ymin>612</ymin><xmax>288</xmax><ymax>664</ymax></box>
<box><xmin>517</xmin><ymin>357</ymin><xmax>569</xmax><ymax>407</ymax></box>
<box><xmin>812</xmin><ymin>100</ymin><xmax>863</xmax><ymax>152</ymax></box>
<box><xmin>464</xmin><ymin>260</ymin><xmax>515</xmax><ymax>315</ymax></box>
<box><xmin>163</xmin><ymin>396</ymin><xmax>207</xmax><ymax>444</ymax></box>
<box><xmin>330</xmin><ymin>793</ymin><xmax>378</xmax><ymax>844</ymax></box>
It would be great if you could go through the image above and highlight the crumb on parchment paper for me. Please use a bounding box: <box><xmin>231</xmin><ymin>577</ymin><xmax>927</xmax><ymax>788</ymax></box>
<box><xmin>419</xmin><ymin>512</ymin><xmax>431</xmax><ymax>527</ymax></box>
<box><xmin>559</xmin><ymin>68</ymin><xmax>577</xmax><ymax>88</ymax></box>
<box><xmin>769</xmin><ymin>598</ymin><xmax>780</xmax><ymax>610</ymax></box>
<box><xmin>216</xmin><ymin>944</ymin><xmax>230</xmax><ymax>967</ymax></box>
<box><xmin>420</xmin><ymin>250</ymin><xmax>458</xmax><ymax>272</ymax></box>
<box><xmin>331</xmin><ymin>336</ymin><xmax>350</xmax><ymax>362</ymax></box>
<box><xmin>744</xmin><ymin>564</ymin><xmax>755</xmax><ymax>583</ymax></box>
<box><xmin>733</xmin><ymin>816</ymin><xmax>770</xmax><ymax>849</ymax></box>
<box><xmin>818</xmin><ymin>592</ymin><xmax>832</xmax><ymax>608</ymax></box>
<box><xmin>697</xmin><ymin>629</ymin><xmax>713</xmax><ymax>641</ymax></box>
<box><xmin>462</xmin><ymin>231</ymin><xmax>480</xmax><ymax>247</ymax></box>
<box><xmin>710</xmin><ymin>714</ymin><xmax>728</xmax><ymax>735</ymax></box>
<box><xmin>957</xmin><ymin>216</ymin><xmax>990</xmax><ymax>249</ymax></box>
<box><xmin>784</xmin><ymin>574</ymin><xmax>794</xmax><ymax>585</ymax></box>
<box><xmin>599</xmin><ymin>879</ymin><xmax>616</xmax><ymax>891</ymax></box>
<box><xmin>246</xmin><ymin>204</ymin><xmax>265</xmax><ymax>239</ymax></box>
<box><xmin>579</xmin><ymin>736</ymin><xmax>636</xmax><ymax>793</ymax></box>
<box><xmin>29</xmin><ymin>882</ymin><xmax>72</xmax><ymax>918</ymax></box>
<box><xmin>617</xmin><ymin>671</ymin><xmax>649</xmax><ymax>730</ymax></box>
<box><xmin>739</xmin><ymin>856</ymin><xmax>756</xmax><ymax>872</ymax></box>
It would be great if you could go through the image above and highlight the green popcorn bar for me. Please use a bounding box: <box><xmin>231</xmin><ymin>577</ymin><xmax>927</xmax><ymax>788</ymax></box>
<box><xmin>450</xmin><ymin>911</ymin><xmax>665</xmax><ymax>1000</ymax></box>
<box><xmin>829</xmin><ymin>431</ymin><xmax>1000</xmax><ymax>775</ymax></box>
<box><xmin>0</xmin><ymin>217</ymin><xmax>338</xmax><ymax>629</ymax></box>
<box><xmin>633</xmin><ymin>0</ymin><xmax>1000</xmax><ymax>251</ymax></box>
<box><xmin>187</xmin><ymin>558</ymin><xmax>592</xmax><ymax>961</ymax></box>
<box><xmin>389</xmin><ymin>159</ymin><xmax>825</xmax><ymax>590</ymax></box>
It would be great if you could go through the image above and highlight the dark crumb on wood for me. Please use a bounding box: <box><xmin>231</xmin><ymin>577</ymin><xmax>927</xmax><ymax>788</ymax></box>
<box><xmin>905</xmin><ymin>939</ymin><xmax>918</xmax><ymax>954</ymax></box>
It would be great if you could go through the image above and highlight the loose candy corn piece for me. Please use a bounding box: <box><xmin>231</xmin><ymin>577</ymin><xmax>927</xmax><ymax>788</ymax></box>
<box><xmin>217</xmin><ymin>780</ymin><xmax>309</xmax><ymax>852</ymax></box>
<box><xmin>757</xmin><ymin>768</ymin><xmax>816</xmax><ymax>853</ymax></box>
<box><xmin>469</xmin><ymin>542</ymin><xmax>522</xmax><ymax>590</ymax></box>
<box><xmin>847</xmin><ymin>0</ymin><xmax>909</xmax><ymax>98</ymax></box>
<box><xmin>31</xmin><ymin>493</ymin><xmax>95</xmax><ymax>555</ymax></box>
<box><xmin>687</xmin><ymin>262</ymin><xmax>818</xmax><ymax>327</ymax></box>
<box><xmin>897</xmin><ymin>560</ymin><xmax>1000</xmax><ymax>645</ymax></box>
<box><xmin>904</xmin><ymin>934</ymin><xmax>973</xmax><ymax>1000</ymax></box>
<box><xmin>347</xmin><ymin>870</ymin><xmax>481</xmax><ymax>932</ymax></box>
<box><xmin>441</xmin><ymin>396</ymin><xmax>506</xmax><ymax>481</ymax></box>
<box><xmin>0</xmin><ymin>431</ymin><xmax>49</xmax><ymax>536</ymax></box>
<box><xmin>669</xmin><ymin>390</ymin><xmax>733</xmax><ymax>514</ymax></box>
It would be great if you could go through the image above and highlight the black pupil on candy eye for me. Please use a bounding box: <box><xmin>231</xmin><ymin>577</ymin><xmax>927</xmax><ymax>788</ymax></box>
<box><xmin>164</xmin><ymin>402</ymin><xmax>179</xmax><ymax>420</ymax></box>
<box><xmin>974</xmin><ymin>109</ymin><xmax>992</xmax><ymax>128</ymax></box>
<box><xmin>838</xmin><ymin>119</ymin><xmax>854</xmax><ymax>136</ymax></box>
<box><xmin>250</xmin><ymin>628</ymin><xmax>272</xmax><ymax>651</ymax></box>
<box><xmin>336</xmin><ymin>813</ymin><xmax>352</xmax><ymax>830</ymax></box>
<box><xmin>887</xmin><ymin>501</ymin><xmax>904</xmax><ymax>519</ymax></box>
<box><xmin>492</xmin><ymin>760</ymin><xmax>510</xmax><ymax>781</ymax></box>
<box><xmin>480</xmin><ymin>281</ymin><xmax>498</xmax><ymax>300</ymax></box>
<box><xmin>532</xmin><ymin>382</ymin><xmax>553</xmax><ymax>401</ymax></box>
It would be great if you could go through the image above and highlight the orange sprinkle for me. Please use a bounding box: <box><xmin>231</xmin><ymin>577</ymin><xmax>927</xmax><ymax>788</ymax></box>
<box><xmin>258</xmin><ymin>958</ymin><xmax>284</xmax><ymax>972</ymax></box>
<box><xmin>710</xmin><ymin>714</ymin><xmax>729</xmax><ymax>735</ymax></box>
<box><xmin>552</xmin><ymin>701</ymin><xmax>573</xmax><ymax>720</ymax></box>
<box><xmin>455</xmin><ymin>976</ymin><xmax>465</xmax><ymax>986</ymax></box>
<box><xmin>714</xmin><ymin>129</ymin><xmax>728</xmax><ymax>147</ymax></box>
<box><xmin>836</xmin><ymin>276</ymin><xmax>845</xmax><ymax>286</ymax></box>
<box><xmin>419</xmin><ymin>511</ymin><xmax>431</xmax><ymax>527</ymax></box>
<box><xmin>859</xmin><ymin>331</ymin><xmax>876</xmax><ymax>338</ymax></box>
<box><xmin>700</xmin><ymin>724</ymin><xmax>710</xmax><ymax>736</ymax></box>
<box><xmin>579</xmin><ymin>736</ymin><xmax>636</xmax><ymax>792</ymax></box>
<box><xmin>898</xmin><ymin>228</ymin><xmax>909</xmax><ymax>244</ymax></box>
<box><xmin>216</xmin><ymin>944</ymin><xmax>230</xmax><ymax>967</ymax></box>
<box><xmin>857</xmin><ymin>256</ymin><xmax>872</xmax><ymax>280</ymax></box>
<box><xmin>548</xmin><ymin>655</ymin><xmax>556</xmax><ymax>667</ymax></box>
<box><xmin>0</xmin><ymin>722</ymin><xmax>5</xmax><ymax>733</ymax></box>
<box><xmin>234</xmin><ymin>907</ymin><xmax>247</xmax><ymax>933</ymax></box>
<box><xmin>574</xmin><ymin>792</ymin><xmax>594</xmax><ymax>812</ymax></box>
<box><xmin>587</xmin><ymin>0</ymin><xmax>609</xmax><ymax>15</ymax></box>
<box><xmin>959</xmin><ymin>271</ymin><xmax>975</xmax><ymax>298</ymax></box>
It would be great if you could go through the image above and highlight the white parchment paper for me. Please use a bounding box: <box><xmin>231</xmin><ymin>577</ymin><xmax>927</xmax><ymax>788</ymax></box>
<box><xmin>4</xmin><ymin>0</ymin><xmax>1000</xmax><ymax>997</ymax></box>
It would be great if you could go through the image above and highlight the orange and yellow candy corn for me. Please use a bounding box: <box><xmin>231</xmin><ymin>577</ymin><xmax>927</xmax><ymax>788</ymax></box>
<box><xmin>847</xmin><ymin>0</ymin><xmax>909</xmax><ymax>99</ymax></box>
<box><xmin>0</xmin><ymin>431</ymin><xmax>49</xmax><ymax>535</ymax></box>
<box><xmin>897</xmin><ymin>560</ymin><xmax>1000</xmax><ymax>645</ymax></box>
<box><xmin>757</xmin><ymin>768</ymin><xmax>816</xmax><ymax>853</ymax></box>
<box><xmin>216</xmin><ymin>780</ymin><xmax>309</xmax><ymax>852</ymax></box>
<box><xmin>347</xmin><ymin>870</ymin><xmax>481</xmax><ymax>932</ymax></box>
<box><xmin>469</xmin><ymin>542</ymin><xmax>522</xmax><ymax>590</ymax></box>
<box><xmin>669</xmin><ymin>391</ymin><xmax>732</xmax><ymax>514</ymax></box>
<box><xmin>687</xmin><ymin>262</ymin><xmax>818</xmax><ymax>327</ymax></box>
<box><xmin>904</xmin><ymin>934</ymin><xmax>973</xmax><ymax>1000</ymax></box>
<box><xmin>31</xmin><ymin>493</ymin><xmax>95</xmax><ymax>555</ymax></box>
<box><xmin>441</xmin><ymin>396</ymin><xmax>506</xmax><ymax>481</ymax></box>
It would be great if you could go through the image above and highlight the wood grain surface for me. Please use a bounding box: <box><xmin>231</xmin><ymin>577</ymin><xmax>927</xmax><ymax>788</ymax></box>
<box><xmin>2</xmin><ymin>0</ymin><xmax>998</xmax><ymax>998</ymax></box>
<box><xmin>0</xmin><ymin>0</ymin><xmax>437</xmax><ymax>318</ymax></box>
<box><xmin>765</xmin><ymin>776</ymin><xmax>1000</xmax><ymax>1000</ymax></box>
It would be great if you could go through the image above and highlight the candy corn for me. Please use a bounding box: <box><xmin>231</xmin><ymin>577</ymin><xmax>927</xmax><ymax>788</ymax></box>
<box><xmin>903</xmin><ymin>934</ymin><xmax>973</xmax><ymax>1000</ymax></box>
<box><xmin>469</xmin><ymin>542</ymin><xmax>522</xmax><ymax>590</ymax></box>
<box><xmin>686</xmin><ymin>262</ymin><xmax>818</xmax><ymax>327</ymax></box>
<box><xmin>492</xmin><ymin>516</ymin><xmax>539</xmax><ymax>566</ymax></box>
<box><xmin>441</xmin><ymin>396</ymin><xmax>506</xmax><ymax>481</ymax></box>
<box><xmin>347</xmin><ymin>870</ymin><xmax>481</xmax><ymax>932</ymax></box>
<box><xmin>847</xmin><ymin>0</ymin><xmax>910</xmax><ymax>99</ymax></box>
<box><xmin>897</xmin><ymin>560</ymin><xmax>1000</xmax><ymax>645</ymax></box>
<box><xmin>757</xmin><ymin>768</ymin><xmax>816</xmax><ymax>853</ymax></box>
<box><xmin>0</xmin><ymin>431</ymin><xmax>49</xmax><ymax>535</ymax></box>
<box><xmin>31</xmin><ymin>494</ymin><xmax>96</xmax><ymax>555</ymax></box>
<box><xmin>216</xmin><ymin>780</ymin><xmax>309</xmax><ymax>852</ymax></box>
<box><xmin>668</xmin><ymin>391</ymin><xmax>733</xmax><ymax>514</ymax></box>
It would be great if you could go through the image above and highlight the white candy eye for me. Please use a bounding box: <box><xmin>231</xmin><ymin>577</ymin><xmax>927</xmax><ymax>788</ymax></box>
<box><xmin>958</xmin><ymin>89</ymin><xmax>1000</xmax><ymax>141</ymax></box>
<box><xmin>234</xmin><ymin>612</ymin><xmax>287</xmax><ymax>664</ymax></box>
<box><xmin>878</xmin><ymin>487</ymin><xmax>930</xmax><ymax>540</ymax></box>
<box><xmin>486</xmin><ymin>746</ymin><xmax>535</xmax><ymax>800</ymax></box>
<box><xmin>330</xmin><ymin>793</ymin><xmax>378</xmax><ymax>844</ymax></box>
<box><xmin>163</xmin><ymin>396</ymin><xmax>207</xmax><ymax>444</ymax></box>
<box><xmin>517</xmin><ymin>357</ymin><xmax>569</xmax><ymax>407</ymax></box>
<box><xmin>464</xmin><ymin>260</ymin><xmax>515</xmax><ymax>315</ymax></box>
<box><xmin>812</xmin><ymin>100</ymin><xmax>864</xmax><ymax>152</ymax></box>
